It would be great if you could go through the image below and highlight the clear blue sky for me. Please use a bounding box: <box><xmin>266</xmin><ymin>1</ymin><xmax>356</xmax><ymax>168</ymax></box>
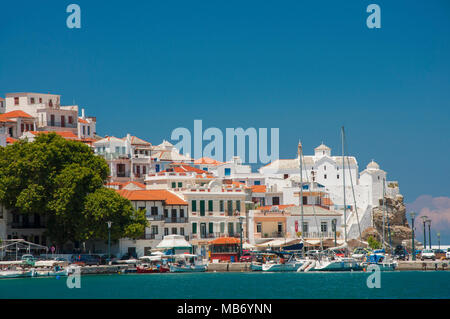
<box><xmin>1</xmin><ymin>1</ymin><xmax>449</xmax><ymax>207</ymax></box>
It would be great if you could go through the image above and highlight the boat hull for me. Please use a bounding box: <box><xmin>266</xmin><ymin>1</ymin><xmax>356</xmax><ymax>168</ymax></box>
<box><xmin>262</xmin><ymin>262</ymin><xmax>303</xmax><ymax>272</ymax></box>
<box><xmin>136</xmin><ymin>267</ymin><xmax>170</xmax><ymax>273</ymax></box>
<box><xmin>169</xmin><ymin>265</ymin><xmax>207</xmax><ymax>272</ymax></box>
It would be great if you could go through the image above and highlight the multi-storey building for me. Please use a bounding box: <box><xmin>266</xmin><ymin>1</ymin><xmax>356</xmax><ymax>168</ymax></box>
<box><xmin>5</xmin><ymin>93</ymin><xmax>79</xmax><ymax>134</ymax></box>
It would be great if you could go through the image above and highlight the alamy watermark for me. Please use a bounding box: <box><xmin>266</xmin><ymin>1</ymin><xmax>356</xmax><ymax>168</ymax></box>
<box><xmin>366</xmin><ymin>264</ymin><xmax>381</xmax><ymax>288</ymax></box>
<box><xmin>66</xmin><ymin>267</ymin><xmax>81</xmax><ymax>289</ymax></box>
<box><xmin>171</xmin><ymin>120</ymin><xmax>279</xmax><ymax>164</ymax></box>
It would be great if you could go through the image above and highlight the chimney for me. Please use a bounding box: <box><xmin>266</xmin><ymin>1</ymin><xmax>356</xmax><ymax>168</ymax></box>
<box><xmin>81</xmin><ymin>108</ymin><xmax>85</xmax><ymax>119</ymax></box>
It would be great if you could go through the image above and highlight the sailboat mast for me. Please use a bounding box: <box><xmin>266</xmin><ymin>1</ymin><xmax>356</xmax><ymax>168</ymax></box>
<box><xmin>298</xmin><ymin>141</ymin><xmax>305</xmax><ymax>255</ymax></box>
<box><xmin>382</xmin><ymin>177</ymin><xmax>386</xmax><ymax>250</ymax></box>
<box><xmin>341</xmin><ymin>127</ymin><xmax>347</xmax><ymax>244</ymax></box>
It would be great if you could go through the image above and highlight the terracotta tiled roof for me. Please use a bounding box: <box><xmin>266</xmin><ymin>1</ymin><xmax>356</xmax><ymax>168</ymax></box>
<box><xmin>1</xmin><ymin>110</ymin><xmax>33</xmax><ymax>118</ymax></box>
<box><xmin>117</xmin><ymin>189</ymin><xmax>187</xmax><ymax>205</ymax></box>
<box><xmin>162</xmin><ymin>165</ymin><xmax>210</xmax><ymax>175</ymax></box>
<box><xmin>194</xmin><ymin>157</ymin><xmax>223</xmax><ymax>165</ymax></box>
<box><xmin>78</xmin><ymin>117</ymin><xmax>89</xmax><ymax>124</ymax></box>
<box><xmin>208</xmin><ymin>237</ymin><xmax>241</xmax><ymax>245</ymax></box>
<box><xmin>28</xmin><ymin>131</ymin><xmax>78</xmax><ymax>140</ymax></box>
<box><xmin>257</xmin><ymin>204</ymin><xmax>295</xmax><ymax>211</ymax></box>
<box><xmin>251</xmin><ymin>185</ymin><xmax>266</xmax><ymax>193</ymax></box>
<box><xmin>6</xmin><ymin>137</ymin><xmax>18</xmax><ymax>144</ymax></box>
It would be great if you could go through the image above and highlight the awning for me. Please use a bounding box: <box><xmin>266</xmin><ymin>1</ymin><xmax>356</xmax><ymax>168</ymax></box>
<box><xmin>156</xmin><ymin>235</ymin><xmax>192</xmax><ymax>249</ymax></box>
<box><xmin>256</xmin><ymin>238</ymin><xmax>298</xmax><ymax>248</ymax></box>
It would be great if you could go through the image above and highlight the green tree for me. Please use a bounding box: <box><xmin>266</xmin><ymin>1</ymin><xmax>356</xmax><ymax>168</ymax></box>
<box><xmin>367</xmin><ymin>235</ymin><xmax>382</xmax><ymax>250</ymax></box>
<box><xmin>0</xmin><ymin>133</ymin><xmax>146</xmax><ymax>247</ymax></box>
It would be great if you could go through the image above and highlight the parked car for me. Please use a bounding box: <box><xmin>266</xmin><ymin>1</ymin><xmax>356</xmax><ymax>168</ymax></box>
<box><xmin>71</xmin><ymin>254</ymin><xmax>102</xmax><ymax>266</ymax></box>
<box><xmin>420</xmin><ymin>249</ymin><xmax>436</xmax><ymax>261</ymax></box>
<box><xmin>433</xmin><ymin>249</ymin><xmax>446</xmax><ymax>260</ymax></box>
<box><xmin>239</xmin><ymin>253</ymin><xmax>252</xmax><ymax>262</ymax></box>
<box><xmin>393</xmin><ymin>245</ymin><xmax>409</xmax><ymax>260</ymax></box>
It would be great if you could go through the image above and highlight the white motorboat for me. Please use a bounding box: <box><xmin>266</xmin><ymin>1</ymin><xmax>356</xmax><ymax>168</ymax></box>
<box><xmin>169</xmin><ymin>254</ymin><xmax>207</xmax><ymax>272</ymax></box>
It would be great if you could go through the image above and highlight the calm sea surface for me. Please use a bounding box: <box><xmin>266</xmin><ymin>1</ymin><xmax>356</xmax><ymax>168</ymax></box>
<box><xmin>0</xmin><ymin>271</ymin><xmax>449</xmax><ymax>299</ymax></box>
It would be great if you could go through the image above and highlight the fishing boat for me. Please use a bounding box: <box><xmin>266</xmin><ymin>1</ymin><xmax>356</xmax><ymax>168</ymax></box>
<box><xmin>137</xmin><ymin>255</ymin><xmax>170</xmax><ymax>273</ymax></box>
<box><xmin>0</xmin><ymin>268</ymin><xmax>35</xmax><ymax>279</ymax></box>
<box><xmin>169</xmin><ymin>254</ymin><xmax>207</xmax><ymax>273</ymax></box>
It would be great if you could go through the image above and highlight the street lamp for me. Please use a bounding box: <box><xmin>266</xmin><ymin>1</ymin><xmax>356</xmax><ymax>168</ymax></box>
<box><xmin>437</xmin><ymin>232</ymin><xmax>440</xmax><ymax>250</ymax></box>
<box><xmin>107</xmin><ymin>221</ymin><xmax>112</xmax><ymax>263</ymax></box>
<box><xmin>410</xmin><ymin>212</ymin><xmax>416</xmax><ymax>261</ymax></box>
<box><xmin>421</xmin><ymin>215</ymin><xmax>428</xmax><ymax>248</ymax></box>
<box><xmin>427</xmin><ymin>219</ymin><xmax>432</xmax><ymax>250</ymax></box>
<box><xmin>238</xmin><ymin>215</ymin><xmax>244</xmax><ymax>261</ymax></box>
<box><xmin>332</xmin><ymin>219</ymin><xmax>337</xmax><ymax>247</ymax></box>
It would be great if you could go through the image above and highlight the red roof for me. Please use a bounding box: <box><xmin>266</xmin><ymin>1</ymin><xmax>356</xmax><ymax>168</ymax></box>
<box><xmin>194</xmin><ymin>157</ymin><xmax>223</xmax><ymax>165</ymax></box>
<box><xmin>161</xmin><ymin>164</ymin><xmax>210</xmax><ymax>175</ymax></box>
<box><xmin>78</xmin><ymin>117</ymin><xmax>89</xmax><ymax>124</ymax></box>
<box><xmin>258</xmin><ymin>204</ymin><xmax>295</xmax><ymax>211</ymax></box>
<box><xmin>251</xmin><ymin>185</ymin><xmax>266</xmax><ymax>193</ymax></box>
<box><xmin>28</xmin><ymin>131</ymin><xmax>78</xmax><ymax>140</ymax></box>
<box><xmin>1</xmin><ymin>110</ymin><xmax>33</xmax><ymax>118</ymax></box>
<box><xmin>6</xmin><ymin>137</ymin><xmax>18</xmax><ymax>144</ymax></box>
<box><xmin>209</xmin><ymin>237</ymin><xmax>241</xmax><ymax>245</ymax></box>
<box><xmin>117</xmin><ymin>189</ymin><xmax>187</xmax><ymax>205</ymax></box>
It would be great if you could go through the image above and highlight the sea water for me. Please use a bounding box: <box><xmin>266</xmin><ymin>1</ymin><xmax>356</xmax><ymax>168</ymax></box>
<box><xmin>0</xmin><ymin>271</ymin><xmax>449</xmax><ymax>299</ymax></box>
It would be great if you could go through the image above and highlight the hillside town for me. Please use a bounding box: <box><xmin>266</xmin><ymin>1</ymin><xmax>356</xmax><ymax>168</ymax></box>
<box><xmin>0</xmin><ymin>92</ymin><xmax>404</xmax><ymax>260</ymax></box>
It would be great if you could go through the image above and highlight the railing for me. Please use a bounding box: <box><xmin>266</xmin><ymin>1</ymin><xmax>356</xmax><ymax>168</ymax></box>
<box><xmin>146</xmin><ymin>215</ymin><xmax>165</xmax><ymax>221</ymax></box>
<box><xmin>301</xmin><ymin>231</ymin><xmax>338</xmax><ymax>239</ymax></box>
<box><xmin>141</xmin><ymin>234</ymin><xmax>157</xmax><ymax>240</ymax></box>
<box><xmin>46</xmin><ymin>121</ymin><xmax>77</xmax><ymax>129</ymax></box>
<box><xmin>164</xmin><ymin>217</ymin><xmax>188</xmax><ymax>223</ymax></box>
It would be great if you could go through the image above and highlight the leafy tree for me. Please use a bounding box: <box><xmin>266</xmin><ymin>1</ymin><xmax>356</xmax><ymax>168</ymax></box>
<box><xmin>367</xmin><ymin>235</ymin><xmax>382</xmax><ymax>250</ymax></box>
<box><xmin>0</xmin><ymin>133</ymin><xmax>147</xmax><ymax>247</ymax></box>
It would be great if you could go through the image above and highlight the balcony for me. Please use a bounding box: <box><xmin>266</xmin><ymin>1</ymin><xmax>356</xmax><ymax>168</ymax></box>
<box><xmin>146</xmin><ymin>215</ymin><xmax>165</xmax><ymax>221</ymax></box>
<box><xmin>140</xmin><ymin>233</ymin><xmax>157</xmax><ymax>240</ymax></box>
<box><xmin>164</xmin><ymin>217</ymin><xmax>188</xmax><ymax>223</ymax></box>
<box><xmin>46</xmin><ymin>121</ymin><xmax>77</xmax><ymax>129</ymax></box>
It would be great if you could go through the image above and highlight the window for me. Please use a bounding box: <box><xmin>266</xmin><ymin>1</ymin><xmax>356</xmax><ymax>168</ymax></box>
<box><xmin>236</xmin><ymin>200</ymin><xmax>241</xmax><ymax>212</ymax></box>
<box><xmin>68</xmin><ymin>116</ymin><xmax>73</xmax><ymax>124</ymax></box>
<box><xmin>180</xmin><ymin>228</ymin><xmax>185</xmax><ymax>236</ymax></box>
<box><xmin>171</xmin><ymin>182</ymin><xmax>176</xmax><ymax>188</ymax></box>
<box><xmin>324</xmin><ymin>174</ymin><xmax>327</xmax><ymax>179</ymax></box>
<box><xmin>171</xmin><ymin>228</ymin><xmax>177</xmax><ymax>235</ymax></box>
<box><xmin>272</xmin><ymin>197</ymin><xmax>280</xmax><ymax>205</ymax></box>
<box><xmin>321</xmin><ymin>222</ymin><xmax>328</xmax><ymax>233</ymax></box>
<box><xmin>164</xmin><ymin>209</ymin><xmax>168</xmax><ymax>218</ymax></box>
<box><xmin>277</xmin><ymin>222</ymin><xmax>283</xmax><ymax>233</ymax></box>
<box><xmin>192</xmin><ymin>223</ymin><xmax>197</xmax><ymax>234</ymax></box>
<box><xmin>219</xmin><ymin>200</ymin><xmax>224</xmax><ymax>212</ymax></box>
<box><xmin>324</xmin><ymin>165</ymin><xmax>326</xmax><ymax>170</ymax></box>
<box><xmin>61</xmin><ymin>116</ymin><xmax>65</xmax><ymax>127</ymax></box>
<box><xmin>50</xmin><ymin>114</ymin><xmax>55</xmax><ymax>126</ymax></box>
<box><xmin>164</xmin><ymin>228</ymin><xmax>169</xmax><ymax>236</ymax></box>
<box><xmin>115</xmin><ymin>146</ymin><xmax>120</xmax><ymax>154</ymax></box>
<box><xmin>220</xmin><ymin>222</ymin><xmax>225</xmax><ymax>233</ymax></box>
<box><xmin>178</xmin><ymin>182</ymin><xmax>182</xmax><ymax>188</ymax></box>
<box><xmin>151</xmin><ymin>225</ymin><xmax>158</xmax><ymax>234</ymax></box>
<box><xmin>284</xmin><ymin>174</ymin><xmax>289</xmax><ymax>179</ymax></box>
<box><xmin>303</xmin><ymin>222</ymin><xmax>308</xmax><ymax>233</ymax></box>
<box><xmin>143</xmin><ymin>166</ymin><xmax>146</xmax><ymax>174</ymax></box>
<box><xmin>256</xmin><ymin>223</ymin><xmax>262</xmax><ymax>233</ymax></box>
<box><xmin>209</xmin><ymin>222</ymin><xmax>214</xmax><ymax>234</ymax></box>
<box><xmin>208</xmin><ymin>200</ymin><xmax>213</xmax><ymax>212</ymax></box>
<box><xmin>337</xmin><ymin>174</ymin><xmax>339</xmax><ymax>179</ymax></box>
<box><xmin>191</xmin><ymin>200</ymin><xmax>197</xmax><ymax>212</ymax></box>
<box><xmin>228</xmin><ymin>222</ymin><xmax>234</xmax><ymax>236</ymax></box>
<box><xmin>224</xmin><ymin>168</ymin><xmax>231</xmax><ymax>176</ymax></box>
<box><xmin>200</xmin><ymin>200</ymin><xmax>205</xmax><ymax>216</ymax></box>
<box><xmin>14</xmin><ymin>97</ymin><xmax>19</xmax><ymax>105</ymax></box>
<box><xmin>30</xmin><ymin>97</ymin><xmax>35</xmax><ymax>104</ymax></box>
<box><xmin>227</xmin><ymin>200</ymin><xmax>233</xmax><ymax>216</ymax></box>
<box><xmin>49</xmin><ymin>99</ymin><xmax>53</xmax><ymax>107</ymax></box>
<box><xmin>179</xmin><ymin>209</ymin><xmax>184</xmax><ymax>218</ymax></box>
<box><xmin>150</xmin><ymin>207</ymin><xmax>158</xmax><ymax>216</ymax></box>
<box><xmin>39</xmin><ymin>97</ymin><xmax>42</xmax><ymax>103</ymax></box>
<box><xmin>254</xmin><ymin>181</ymin><xmax>261</xmax><ymax>185</ymax></box>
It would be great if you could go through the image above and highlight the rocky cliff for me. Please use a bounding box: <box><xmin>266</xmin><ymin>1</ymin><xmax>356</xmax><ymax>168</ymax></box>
<box><xmin>362</xmin><ymin>194</ymin><xmax>413</xmax><ymax>246</ymax></box>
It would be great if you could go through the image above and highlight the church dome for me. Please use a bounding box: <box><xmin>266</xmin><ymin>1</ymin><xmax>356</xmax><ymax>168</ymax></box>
<box><xmin>367</xmin><ymin>160</ymin><xmax>380</xmax><ymax>170</ymax></box>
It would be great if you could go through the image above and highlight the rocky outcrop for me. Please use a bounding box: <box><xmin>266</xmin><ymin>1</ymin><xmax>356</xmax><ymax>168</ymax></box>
<box><xmin>371</xmin><ymin>194</ymin><xmax>412</xmax><ymax>246</ymax></box>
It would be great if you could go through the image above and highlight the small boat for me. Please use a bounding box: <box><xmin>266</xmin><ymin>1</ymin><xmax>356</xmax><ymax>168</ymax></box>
<box><xmin>362</xmin><ymin>250</ymin><xmax>397</xmax><ymax>271</ymax></box>
<box><xmin>169</xmin><ymin>254</ymin><xmax>207</xmax><ymax>273</ymax></box>
<box><xmin>310</xmin><ymin>256</ymin><xmax>361</xmax><ymax>271</ymax></box>
<box><xmin>137</xmin><ymin>255</ymin><xmax>170</xmax><ymax>273</ymax></box>
<box><xmin>0</xmin><ymin>269</ymin><xmax>35</xmax><ymax>279</ymax></box>
<box><xmin>262</xmin><ymin>253</ymin><xmax>304</xmax><ymax>272</ymax></box>
<box><xmin>250</xmin><ymin>262</ymin><xmax>262</xmax><ymax>271</ymax></box>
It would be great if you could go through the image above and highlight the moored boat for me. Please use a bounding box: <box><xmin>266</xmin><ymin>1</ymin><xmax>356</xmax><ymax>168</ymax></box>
<box><xmin>169</xmin><ymin>254</ymin><xmax>207</xmax><ymax>273</ymax></box>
